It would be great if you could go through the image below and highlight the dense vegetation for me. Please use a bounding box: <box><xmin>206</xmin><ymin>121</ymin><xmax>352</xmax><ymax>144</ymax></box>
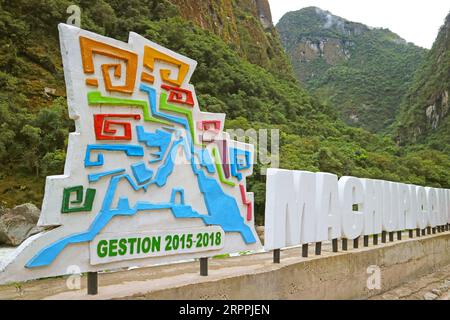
<box><xmin>277</xmin><ymin>7</ymin><xmax>426</xmax><ymax>133</ymax></box>
<box><xmin>396</xmin><ymin>12</ymin><xmax>450</xmax><ymax>153</ymax></box>
<box><xmin>0</xmin><ymin>0</ymin><xmax>449</xmax><ymax>225</ymax></box>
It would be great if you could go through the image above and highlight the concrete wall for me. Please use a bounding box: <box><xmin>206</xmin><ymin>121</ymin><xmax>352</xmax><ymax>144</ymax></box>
<box><xmin>1</xmin><ymin>232</ymin><xmax>449</xmax><ymax>299</ymax></box>
<box><xmin>134</xmin><ymin>233</ymin><xmax>450</xmax><ymax>300</ymax></box>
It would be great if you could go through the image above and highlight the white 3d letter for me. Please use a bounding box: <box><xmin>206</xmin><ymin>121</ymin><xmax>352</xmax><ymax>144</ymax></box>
<box><xmin>416</xmin><ymin>186</ymin><xmax>428</xmax><ymax>229</ymax></box>
<box><xmin>264</xmin><ymin>169</ymin><xmax>298</xmax><ymax>250</ymax></box>
<box><xmin>339</xmin><ymin>176</ymin><xmax>364</xmax><ymax>240</ymax></box>
<box><xmin>437</xmin><ymin>188</ymin><xmax>446</xmax><ymax>226</ymax></box>
<box><xmin>425</xmin><ymin>187</ymin><xmax>438</xmax><ymax>228</ymax></box>
<box><xmin>406</xmin><ymin>185</ymin><xmax>418</xmax><ymax>230</ymax></box>
<box><xmin>316</xmin><ymin>173</ymin><xmax>341</xmax><ymax>241</ymax></box>
<box><xmin>293</xmin><ymin>171</ymin><xmax>317</xmax><ymax>244</ymax></box>
<box><xmin>398</xmin><ymin>183</ymin><xmax>410</xmax><ymax>231</ymax></box>
<box><xmin>382</xmin><ymin>181</ymin><xmax>398</xmax><ymax>232</ymax></box>
<box><xmin>362</xmin><ymin>179</ymin><xmax>383</xmax><ymax>236</ymax></box>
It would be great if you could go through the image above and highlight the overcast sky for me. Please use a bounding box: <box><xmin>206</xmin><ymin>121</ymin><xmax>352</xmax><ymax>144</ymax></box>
<box><xmin>268</xmin><ymin>0</ymin><xmax>450</xmax><ymax>49</ymax></box>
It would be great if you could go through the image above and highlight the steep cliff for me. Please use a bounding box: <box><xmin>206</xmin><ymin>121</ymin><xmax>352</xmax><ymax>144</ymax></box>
<box><xmin>277</xmin><ymin>7</ymin><xmax>426</xmax><ymax>132</ymax></box>
<box><xmin>396</xmin><ymin>12</ymin><xmax>450</xmax><ymax>152</ymax></box>
<box><xmin>168</xmin><ymin>0</ymin><xmax>294</xmax><ymax>79</ymax></box>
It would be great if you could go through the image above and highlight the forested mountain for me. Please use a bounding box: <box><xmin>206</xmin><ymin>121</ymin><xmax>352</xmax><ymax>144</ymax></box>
<box><xmin>276</xmin><ymin>6</ymin><xmax>426</xmax><ymax>132</ymax></box>
<box><xmin>396</xmin><ymin>12</ymin><xmax>450</xmax><ymax>153</ymax></box>
<box><xmin>0</xmin><ymin>0</ymin><xmax>449</xmax><ymax>223</ymax></box>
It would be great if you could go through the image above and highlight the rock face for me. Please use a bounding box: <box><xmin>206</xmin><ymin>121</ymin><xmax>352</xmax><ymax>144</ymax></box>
<box><xmin>0</xmin><ymin>204</ymin><xmax>40</xmax><ymax>246</ymax></box>
<box><xmin>397</xmin><ymin>14</ymin><xmax>450</xmax><ymax>151</ymax></box>
<box><xmin>255</xmin><ymin>0</ymin><xmax>273</xmax><ymax>29</ymax></box>
<box><xmin>277</xmin><ymin>6</ymin><xmax>426</xmax><ymax>132</ymax></box>
<box><xmin>426</xmin><ymin>91</ymin><xmax>449</xmax><ymax>129</ymax></box>
<box><xmin>168</xmin><ymin>0</ymin><xmax>294</xmax><ymax>79</ymax></box>
<box><xmin>256</xmin><ymin>225</ymin><xmax>264</xmax><ymax>244</ymax></box>
<box><xmin>397</xmin><ymin>13</ymin><xmax>450</xmax><ymax>147</ymax></box>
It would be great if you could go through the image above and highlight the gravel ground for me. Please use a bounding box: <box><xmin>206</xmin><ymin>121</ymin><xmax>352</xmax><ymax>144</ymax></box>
<box><xmin>369</xmin><ymin>264</ymin><xmax>450</xmax><ymax>300</ymax></box>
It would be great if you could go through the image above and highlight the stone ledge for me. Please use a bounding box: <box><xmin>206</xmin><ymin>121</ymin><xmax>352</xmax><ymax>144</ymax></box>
<box><xmin>0</xmin><ymin>231</ymin><xmax>449</xmax><ymax>300</ymax></box>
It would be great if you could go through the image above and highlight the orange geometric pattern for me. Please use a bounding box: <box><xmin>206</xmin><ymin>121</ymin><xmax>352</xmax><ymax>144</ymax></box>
<box><xmin>79</xmin><ymin>36</ymin><xmax>138</xmax><ymax>94</ymax></box>
<box><xmin>141</xmin><ymin>46</ymin><xmax>189</xmax><ymax>87</ymax></box>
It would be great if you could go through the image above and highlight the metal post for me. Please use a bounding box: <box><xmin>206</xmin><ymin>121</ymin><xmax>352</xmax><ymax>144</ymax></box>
<box><xmin>87</xmin><ymin>271</ymin><xmax>98</xmax><ymax>295</ymax></box>
<box><xmin>273</xmin><ymin>249</ymin><xmax>280</xmax><ymax>264</ymax></box>
<box><xmin>397</xmin><ymin>231</ymin><xmax>402</xmax><ymax>240</ymax></box>
<box><xmin>342</xmin><ymin>238</ymin><xmax>348</xmax><ymax>251</ymax></box>
<box><xmin>364</xmin><ymin>235</ymin><xmax>369</xmax><ymax>247</ymax></box>
<box><xmin>389</xmin><ymin>232</ymin><xmax>394</xmax><ymax>242</ymax></box>
<box><xmin>200</xmin><ymin>257</ymin><xmax>208</xmax><ymax>276</ymax></box>
<box><xmin>332</xmin><ymin>239</ymin><xmax>338</xmax><ymax>252</ymax></box>
<box><xmin>373</xmin><ymin>234</ymin><xmax>378</xmax><ymax>246</ymax></box>
<box><xmin>353</xmin><ymin>237</ymin><xmax>359</xmax><ymax>249</ymax></box>
<box><xmin>315</xmin><ymin>242</ymin><xmax>322</xmax><ymax>256</ymax></box>
<box><xmin>409</xmin><ymin>230</ymin><xmax>413</xmax><ymax>238</ymax></box>
<box><xmin>382</xmin><ymin>231</ymin><xmax>387</xmax><ymax>243</ymax></box>
<box><xmin>302</xmin><ymin>244</ymin><xmax>308</xmax><ymax>258</ymax></box>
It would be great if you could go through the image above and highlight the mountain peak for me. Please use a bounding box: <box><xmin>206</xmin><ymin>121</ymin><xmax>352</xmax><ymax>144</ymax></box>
<box><xmin>277</xmin><ymin>6</ymin><xmax>373</xmax><ymax>48</ymax></box>
<box><xmin>276</xmin><ymin>6</ymin><xmax>426</xmax><ymax>132</ymax></box>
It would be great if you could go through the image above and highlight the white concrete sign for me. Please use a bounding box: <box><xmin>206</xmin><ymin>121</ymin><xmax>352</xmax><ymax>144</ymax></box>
<box><xmin>0</xmin><ymin>24</ymin><xmax>260</xmax><ymax>284</ymax></box>
<box><xmin>264</xmin><ymin>169</ymin><xmax>450</xmax><ymax>250</ymax></box>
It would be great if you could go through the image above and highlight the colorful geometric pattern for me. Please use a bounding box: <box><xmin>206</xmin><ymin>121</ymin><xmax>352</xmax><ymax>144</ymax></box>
<box><xmin>24</xmin><ymin>25</ymin><xmax>258</xmax><ymax>269</ymax></box>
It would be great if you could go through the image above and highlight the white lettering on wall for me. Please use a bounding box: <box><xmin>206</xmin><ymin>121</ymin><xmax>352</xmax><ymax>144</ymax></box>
<box><xmin>264</xmin><ymin>169</ymin><xmax>450</xmax><ymax>250</ymax></box>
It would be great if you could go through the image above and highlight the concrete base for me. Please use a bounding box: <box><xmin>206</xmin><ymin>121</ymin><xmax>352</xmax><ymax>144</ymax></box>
<box><xmin>0</xmin><ymin>231</ymin><xmax>449</xmax><ymax>300</ymax></box>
